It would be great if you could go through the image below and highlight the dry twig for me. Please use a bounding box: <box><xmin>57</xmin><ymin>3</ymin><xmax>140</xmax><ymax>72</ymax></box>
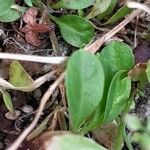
<box><xmin>85</xmin><ymin>9</ymin><xmax>142</xmax><ymax>53</ymax></box>
<box><xmin>127</xmin><ymin>1</ymin><xmax>150</xmax><ymax>15</ymax></box>
<box><xmin>0</xmin><ymin>53</ymin><xmax>67</xmax><ymax>64</ymax></box>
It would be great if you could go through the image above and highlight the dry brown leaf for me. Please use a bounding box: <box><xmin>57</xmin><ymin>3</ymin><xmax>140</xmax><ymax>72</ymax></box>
<box><xmin>134</xmin><ymin>43</ymin><xmax>150</xmax><ymax>64</ymax></box>
<box><xmin>92</xmin><ymin>122</ymin><xmax>118</xmax><ymax>149</ymax></box>
<box><xmin>21</xmin><ymin>8</ymin><xmax>54</xmax><ymax>46</ymax></box>
<box><xmin>23</xmin><ymin>7</ymin><xmax>38</xmax><ymax>25</ymax></box>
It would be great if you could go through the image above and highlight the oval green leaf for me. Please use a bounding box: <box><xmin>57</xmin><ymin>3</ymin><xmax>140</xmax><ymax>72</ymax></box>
<box><xmin>0</xmin><ymin>0</ymin><xmax>14</xmax><ymax>16</ymax></box>
<box><xmin>45</xmin><ymin>133</ymin><xmax>107</xmax><ymax>150</ymax></box>
<box><xmin>97</xmin><ymin>41</ymin><xmax>134</xmax><ymax>84</ymax></box>
<box><xmin>0</xmin><ymin>89</ymin><xmax>14</xmax><ymax>114</ymax></box>
<box><xmin>51</xmin><ymin>15</ymin><xmax>94</xmax><ymax>47</ymax></box>
<box><xmin>9</xmin><ymin>60</ymin><xmax>34</xmax><ymax>87</ymax></box>
<box><xmin>52</xmin><ymin>0</ymin><xmax>95</xmax><ymax>9</ymax></box>
<box><xmin>103</xmin><ymin>6</ymin><xmax>133</xmax><ymax>25</ymax></box>
<box><xmin>66</xmin><ymin>50</ymin><xmax>105</xmax><ymax>131</ymax></box>
<box><xmin>0</xmin><ymin>8</ymin><xmax>21</xmax><ymax>22</ymax></box>
<box><xmin>105</xmin><ymin>70</ymin><xmax>131</xmax><ymax>121</ymax></box>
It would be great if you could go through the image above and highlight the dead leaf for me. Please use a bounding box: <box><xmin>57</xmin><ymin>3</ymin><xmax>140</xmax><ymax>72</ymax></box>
<box><xmin>92</xmin><ymin>123</ymin><xmax>118</xmax><ymax>149</ymax></box>
<box><xmin>128</xmin><ymin>63</ymin><xmax>148</xmax><ymax>88</ymax></box>
<box><xmin>21</xmin><ymin>25</ymin><xmax>41</xmax><ymax>46</ymax></box>
<box><xmin>134</xmin><ymin>42</ymin><xmax>150</xmax><ymax>64</ymax></box>
<box><xmin>23</xmin><ymin>7</ymin><xmax>38</xmax><ymax>25</ymax></box>
<box><xmin>21</xmin><ymin>8</ymin><xmax>54</xmax><ymax>46</ymax></box>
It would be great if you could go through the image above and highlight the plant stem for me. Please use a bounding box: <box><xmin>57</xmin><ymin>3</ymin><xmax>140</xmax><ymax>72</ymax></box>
<box><xmin>123</xmin><ymin>129</ymin><xmax>133</xmax><ymax>150</ymax></box>
<box><xmin>114</xmin><ymin>117</ymin><xmax>125</xmax><ymax>150</ymax></box>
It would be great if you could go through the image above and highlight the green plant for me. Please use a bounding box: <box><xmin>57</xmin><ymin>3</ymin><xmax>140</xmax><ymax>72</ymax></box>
<box><xmin>65</xmin><ymin>41</ymin><xmax>150</xmax><ymax>149</ymax></box>
<box><xmin>1</xmin><ymin>0</ymin><xmax>149</xmax><ymax>150</ymax></box>
<box><xmin>125</xmin><ymin>115</ymin><xmax>150</xmax><ymax>150</ymax></box>
<box><xmin>0</xmin><ymin>0</ymin><xmax>42</xmax><ymax>22</ymax></box>
<box><xmin>0</xmin><ymin>0</ymin><xmax>27</xmax><ymax>22</ymax></box>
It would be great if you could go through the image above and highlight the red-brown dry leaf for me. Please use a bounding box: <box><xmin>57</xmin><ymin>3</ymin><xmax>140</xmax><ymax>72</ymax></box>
<box><xmin>134</xmin><ymin>42</ymin><xmax>150</xmax><ymax>64</ymax></box>
<box><xmin>21</xmin><ymin>24</ymin><xmax>53</xmax><ymax>46</ymax></box>
<box><xmin>21</xmin><ymin>8</ymin><xmax>54</xmax><ymax>46</ymax></box>
<box><xmin>31</xmin><ymin>24</ymin><xmax>54</xmax><ymax>33</ymax></box>
<box><xmin>21</xmin><ymin>25</ymin><xmax>41</xmax><ymax>46</ymax></box>
<box><xmin>23</xmin><ymin>7</ymin><xmax>38</xmax><ymax>25</ymax></box>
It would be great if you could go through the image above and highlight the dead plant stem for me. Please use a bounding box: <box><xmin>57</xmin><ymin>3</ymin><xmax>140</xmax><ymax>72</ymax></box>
<box><xmin>85</xmin><ymin>9</ymin><xmax>142</xmax><ymax>53</ymax></box>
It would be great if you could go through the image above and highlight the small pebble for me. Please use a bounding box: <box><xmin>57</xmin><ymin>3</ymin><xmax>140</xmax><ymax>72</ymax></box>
<box><xmin>21</xmin><ymin>105</ymin><xmax>33</xmax><ymax>114</ymax></box>
<box><xmin>5</xmin><ymin>110</ymin><xmax>21</xmax><ymax>120</ymax></box>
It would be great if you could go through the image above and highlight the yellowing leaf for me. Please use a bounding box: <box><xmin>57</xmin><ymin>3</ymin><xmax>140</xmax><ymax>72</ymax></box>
<box><xmin>9</xmin><ymin>60</ymin><xmax>34</xmax><ymax>87</ymax></box>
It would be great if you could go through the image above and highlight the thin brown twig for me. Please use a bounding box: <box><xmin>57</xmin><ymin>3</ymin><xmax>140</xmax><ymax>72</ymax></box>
<box><xmin>6</xmin><ymin>72</ymin><xmax>65</xmax><ymax>150</ymax></box>
<box><xmin>85</xmin><ymin>9</ymin><xmax>142</xmax><ymax>53</ymax></box>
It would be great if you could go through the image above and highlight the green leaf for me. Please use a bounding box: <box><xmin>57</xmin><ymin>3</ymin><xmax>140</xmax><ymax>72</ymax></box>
<box><xmin>81</xmin><ymin>107</ymin><xmax>104</xmax><ymax>134</ymax></box>
<box><xmin>103</xmin><ymin>6</ymin><xmax>133</xmax><ymax>25</ymax></box>
<box><xmin>105</xmin><ymin>70</ymin><xmax>131</xmax><ymax>121</ymax></box>
<box><xmin>24</xmin><ymin>0</ymin><xmax>33</xmax><ymax>6</ymax></box>
<box><xmin>139</xmin><ymin>134</ymin><xmax>150</xmax><ymax>150</ymax></box>
<box><xmin>0</xmin><ymin>0</ymin><xmax>14</xmax><ymax>16</ymax></box>
<box><xmin>97</xmin><ymin>0</ymin><xmax>117</xmax><ymax>20</ymax></box>
<box><xmin>146</xmin><ymin>60</ymin><xmax>150</xmax><ymax>82</ymax></box>
<box><xmin>125</xmin><ymin>114</ymin><xmax>143</xmax><ymax>131</ymax></box>
<box><xmin>0</xmin><ymin>89</ymin><xmax>14</xmax><ymax>114</ymax></box>
<box><xmin>97</xmin><ymin>41</ymin><xmax>134</xmax><ymax>84</ymax></box>
<box><xmin>66</xmin><ymin>50</ymin><xmax>105</xmax><ymax>131</ymax></box>
<box><xmin>86</xmin><ymin>0</ymin><xmax>112</xmax><ymax>19</ymax></box>
<box><xmin>51</xmin><ymin>15</ymin><xmax>94</xmax><ymax>47</ymax></box>
<box><xmin>81</xmin><ymin>41</ymin><xmax>134</xmax><ymax>133</ymax></box>
<box><xmin>52</xmin><ymin>0</ymin><xmax>95</xmax><ymax>9</ymax></box>
<box><xmin>9</xmin><ymin>61</ymin><xmax>34</xmax><ymax>87</ymax></box>
<box><xmin>0</xmin><ymin>8</ymin><xmax>21</xmax><ymax>22</ymax></box>
<box><xmin>45</xmin><ymin>133</ymin><xmax>107</xmax><ymax>150</ymax></box>
<box><xmin>146</xmin><ymin>117</ymin><xmax>150</xmax><ymax>132</ymax></box>
<box><xmin>31</xmin><ymin>0</ymin><xmax>41</xmax><ymax>5</ymax></box>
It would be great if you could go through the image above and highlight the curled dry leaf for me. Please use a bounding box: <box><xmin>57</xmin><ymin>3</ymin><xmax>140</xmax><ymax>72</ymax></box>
<box><xmin>128</xmin><ymin>63</ymin><xmax>148</xmax><ymax>88</ymax></box>
<box><xmin>21</xmin><ymin>8</ymin><xmax>54</xmax><ymax>46</ymax></box>
<box><xmin>23</xmin><ymin>7</ymin><xmax>38</xmax><ymax>25</ymax></box>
